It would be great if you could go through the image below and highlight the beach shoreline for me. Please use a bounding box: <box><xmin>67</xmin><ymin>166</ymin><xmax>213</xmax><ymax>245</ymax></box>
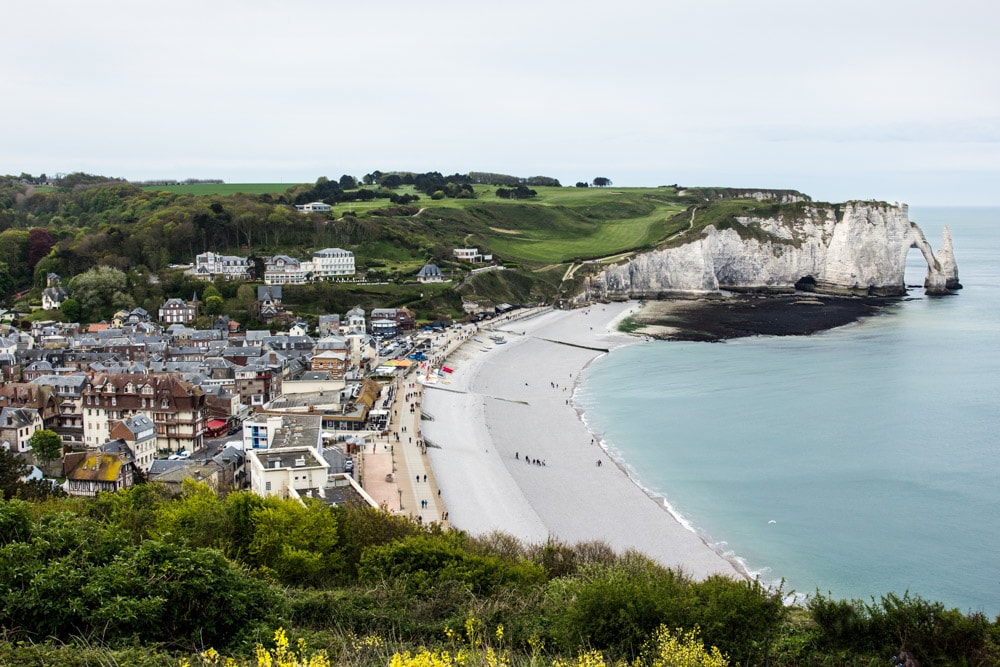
<box><xmin>422</xmin><ymin>303</ymin><xmax>743</xmax><ymax>580</ymax></box>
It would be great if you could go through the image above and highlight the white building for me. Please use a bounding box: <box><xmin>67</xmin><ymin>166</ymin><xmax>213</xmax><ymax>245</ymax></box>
<box><xmin>295</xmin><ymin>202</ymin><xmax>332</xmax><ymax>213</ymax></box>
<box><xmin>345</xmin><ymin>307</ymin><xmax>366</xmax><ymax>335</ymax></box>
<box><xmin>109</xmin><ymin>413</ymin><xmax>158</xmax><ymax>473</ymax></box>
<box><xmin>41</xmin><ymin>285</ymin><xmax>70</xmax><ymax>310</ymax></box>
<box><xmin>263</xmin><ymin>249</ymin><xmax>355</xmax><ymax>284</ymax></box>
<box><xmin>0</xmin><ymin>407</ymin><xmax>44</xmax><ymax>454</ymax></box>
<box><xmin>453</xmin><ymin>248</ymin><xmax>483</xmax><ymax>263</ymax></box>
<box><xmin>248</xmin><ymin>445</ymin><xmax>329</xmax><ymax>499</ymax></box>
<box><xmin>242</xmin><ymin>413</ymin><xmax>283</xmax><ymax>450</ymax></box>
<box><xmin>242</xmin><ymin>412</ymin><xmax>324</xmax><ymax>451</ymax></box>
<box><xmin>311</xmin><ymin>248</ymin><xmax>355</xmax><ymax>279</ymax></box>
<box><xmin>195</xmin><ymin>252</ymin><xmax>251</xmax><ymax>280</ymax></box>
<box><xmin>264</xmin><ymin>255</ymin><xmax>312</xmax><ymax>285</ymax></box>
<box><xmin>416</xmin><ymin>264</ymin><xmax>446</xmax><ymax>283</ymax></box>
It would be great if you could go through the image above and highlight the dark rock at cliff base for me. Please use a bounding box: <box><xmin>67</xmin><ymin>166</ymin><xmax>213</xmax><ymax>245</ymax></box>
<box><xmin>632</xmin><ymin>295</ymin><xmax>888</xmax><ymax>342</ymax></box>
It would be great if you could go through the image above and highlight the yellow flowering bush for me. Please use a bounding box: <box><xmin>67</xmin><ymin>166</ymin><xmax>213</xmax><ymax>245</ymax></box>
<box><xmin>182</xmin><ymin>622</ymin><xmax>724</xmax><ymax>667</ymax></box>
<box><xmin>635</xmin><ymin>627</ymin><xmax>728</xmax><ymax>667</ymax></box>
<box><xmin>551</xmin><ymin>649</ymin><xmax>612</xmax><ymax>667</ymax></box>
<box><xmin>180</xmin><ymin>628</ymin><xmax>330</xmax><ymax>667</ymax></box>
<box><xmin>390</xmin><ymin>615</ymin><xmax>511</xmax><ymax>667</ymax></box>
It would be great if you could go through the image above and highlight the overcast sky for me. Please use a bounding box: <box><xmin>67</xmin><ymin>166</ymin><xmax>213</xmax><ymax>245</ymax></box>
<box><xmin>3</xmin><ymin>0</ymin><xmax>997</xmax><ymax>204</ymax></box>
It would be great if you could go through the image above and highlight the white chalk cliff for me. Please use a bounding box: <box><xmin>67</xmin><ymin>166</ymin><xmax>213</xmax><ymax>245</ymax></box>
<box><xmin>584</xmin><ymin>202</ymin><xmax>960</xmax><ymax>299</ymax></box>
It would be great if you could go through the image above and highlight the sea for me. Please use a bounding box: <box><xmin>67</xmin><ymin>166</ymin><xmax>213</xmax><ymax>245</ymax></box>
<box><xmin>575</xmin><ymin>206</ymin><xmax>1000</xmax><ymax>616</ymax></box>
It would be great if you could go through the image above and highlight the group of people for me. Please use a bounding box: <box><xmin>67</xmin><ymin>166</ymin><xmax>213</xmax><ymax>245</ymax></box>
<box><xmin>515</xmin><ymin>452</ymin><xmax>546</xmax><ymax>466</ymax></box>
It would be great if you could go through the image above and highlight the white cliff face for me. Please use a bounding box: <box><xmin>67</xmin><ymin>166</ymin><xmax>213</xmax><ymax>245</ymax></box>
<box><xmin>586</xmin><ymin>202</ymin><xmax>957</xmax><ymax>299</ymax></box>
<box><xmin>936</xmin><ymin>226</ymin><xmax>961</xmax><ymax>289</ymax></box>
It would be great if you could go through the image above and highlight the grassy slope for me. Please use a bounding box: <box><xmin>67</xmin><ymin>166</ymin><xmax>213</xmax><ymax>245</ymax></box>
<box><xmin>425</xmin><ymin>187</ymin><xmax>689</xmax><ymax>265</ymax></box>
<box><xmin>158</xmin><ymin>183</ymin><xmax>692</xmax><ymax>269</ymax></box>
<box><xmin>139</xmin><ymin>183</ymin><xmax>788</xmax><ymax>310</ymax></box>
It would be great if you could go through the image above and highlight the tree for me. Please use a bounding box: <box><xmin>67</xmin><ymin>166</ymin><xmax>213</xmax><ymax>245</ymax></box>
<box><xmin>339</xmin><ymin>174</ymin><xmax>358</xmax><ymax>190</ymax></box>
<box><xmin>381</xmin><ymin>174</ymin><xmax>403</xmax><ymax>189</ymax></box>
<box><xmin>236</xmin><ymin>283</ymin><xmax>256</xmax><ymax>309</ymax></box>
<box><xmin>59</xmin><ymin>297</ymin><xmax>81</xmax><ymax>322</ymax></box>
<box><xmin>27</xmin><ymin>429</ymin><xmax>62</xmax><ymax>468</ymax></box>
<box><xmin>0</xmin><ymin>261</ymin><xmax>14</xmax><ymax>300</ymax></box>
<box><xmin>202</xmin><ymin>284</ymin><xmax>222</xmax><ymax>301</ymax></box>
<box><xmin>205</xmin><ymin>294</ymin><xmax>224</xmax><ymax>315</ymax></box>
<box><xmin>593</xmin><ymin>177</ymin><xmax>612</xmax><ymax>187</ymax></box>
<box><xmin>27</xmin><ymin>228</ymin><xmax>55</xmax><ymax>271</ymax></box>
<box><xmin>68</xmin><ymin>265</ymin><xmax>133</xmax><ymax>322</ymax></box>
<box><xmin>0</xmin><ymin>448</ymin><xmax>29</xmax><ymax>500</ymax></box>
<box><xmin>248</xmin><ymin>496</ymin><xmax>344</xmax><ymax>586</ymax></box>
<box><xmin>0</xmin><ymin>230</ymin><xmax>29</xmax><ymax>292</ymax></box>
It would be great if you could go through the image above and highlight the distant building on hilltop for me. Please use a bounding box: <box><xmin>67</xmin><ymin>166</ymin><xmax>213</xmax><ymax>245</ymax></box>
<box><xmin>295</xmin><ymin>202</ymin><xmax>332</xmax><ymax>213</ymax></box>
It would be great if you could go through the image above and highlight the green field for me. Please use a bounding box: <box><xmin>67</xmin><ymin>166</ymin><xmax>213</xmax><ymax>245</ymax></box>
<box><xmin>441</xmin><ymin>187</ymin><xmax>690</xmax><ymax>265</ymax></box>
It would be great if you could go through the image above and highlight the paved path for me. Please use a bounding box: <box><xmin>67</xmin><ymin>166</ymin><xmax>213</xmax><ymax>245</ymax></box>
<box><xmin>359</xmin><ymin>311</ymin><xmax>549</xmax><ymax>526</ymax></box>
<box><xmin>360</xmin><ymin>325</ymin><xmax>475</xmax><ymax>526</ymax></box>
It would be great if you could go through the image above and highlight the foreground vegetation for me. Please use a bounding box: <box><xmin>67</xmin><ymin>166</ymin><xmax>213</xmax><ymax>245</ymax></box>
<box><xmin>0</xmin><ymin>477</ymin><xmax>996</xmax><ymax>666</ymax></box>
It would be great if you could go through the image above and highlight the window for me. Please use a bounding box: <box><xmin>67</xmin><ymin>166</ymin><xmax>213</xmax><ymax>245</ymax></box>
<box><xmin>265</xmin><ymin>481</ymin><xmax>271</xmax><ymax>491</ymax></box>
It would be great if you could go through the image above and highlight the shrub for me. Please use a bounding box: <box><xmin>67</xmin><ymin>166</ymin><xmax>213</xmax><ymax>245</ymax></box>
<box><xmin>541</xmin><ymin>559</ymin><xmax>691</xmax><ymax>657</ymax></box>
<box><xmin>685</xmin><ymin>576</ymin><xmax>785</xmax><ymax>665</ymax></box>
<box><xmin>359</xmin><ymin>533</ymin><xmax>546</xmax><ymax>597</ymax></box>
<box><xmin>808</xmin><ymin>591</ymin><xmax>997</xmax><ymax>665</ymax></box>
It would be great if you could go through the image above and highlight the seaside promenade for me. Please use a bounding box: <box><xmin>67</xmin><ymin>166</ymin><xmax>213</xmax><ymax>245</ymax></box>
<box><xmin>360</xmin><ymin>308</ymin><xmax>551</xmax><ymax>526</ymax></box>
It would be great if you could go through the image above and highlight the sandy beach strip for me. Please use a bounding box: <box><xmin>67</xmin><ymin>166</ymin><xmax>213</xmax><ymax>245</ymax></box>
<box><xmin>422</xmin><ymin>303</ymin><xmax>741</xmax><ymax>580</ymax></box>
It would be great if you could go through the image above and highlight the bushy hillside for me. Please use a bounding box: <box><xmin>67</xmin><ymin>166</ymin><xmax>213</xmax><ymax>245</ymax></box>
<box><xmin>0</xmin><ymin>477</ymin><xmax>994</xmax><ymax>666</ymax></box>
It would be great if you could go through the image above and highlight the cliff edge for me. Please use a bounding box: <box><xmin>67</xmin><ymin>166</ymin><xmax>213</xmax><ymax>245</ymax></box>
<box><xmin>583</xmin><ymin>202</ymin><xmax>960</xmax><ymax>300</ymax></box>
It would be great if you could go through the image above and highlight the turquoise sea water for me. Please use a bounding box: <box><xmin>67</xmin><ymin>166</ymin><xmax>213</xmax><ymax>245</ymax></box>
<box><xmin>575</xmin><ymin>206</ymin><xmax>1000</xmax><ymax>615</ymax></box>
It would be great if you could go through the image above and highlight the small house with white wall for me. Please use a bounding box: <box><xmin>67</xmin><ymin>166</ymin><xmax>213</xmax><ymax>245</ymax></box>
<box><xmin>248</xmin><ymin>445</ymin><xmax>328</xmax><ymax>499</ymax></box>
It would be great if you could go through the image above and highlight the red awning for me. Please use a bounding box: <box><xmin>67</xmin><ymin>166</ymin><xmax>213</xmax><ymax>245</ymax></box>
<box><xmin>206</xmin><ymin>419</ymin><xmax>228</xmax><ymax>429</ymax></box>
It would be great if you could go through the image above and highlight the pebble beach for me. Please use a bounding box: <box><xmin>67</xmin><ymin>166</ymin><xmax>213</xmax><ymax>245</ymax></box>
<box><xmin>421</xmin><ymin>303</ymin><xmax>741</xmax><ymax>580</ymax></box>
